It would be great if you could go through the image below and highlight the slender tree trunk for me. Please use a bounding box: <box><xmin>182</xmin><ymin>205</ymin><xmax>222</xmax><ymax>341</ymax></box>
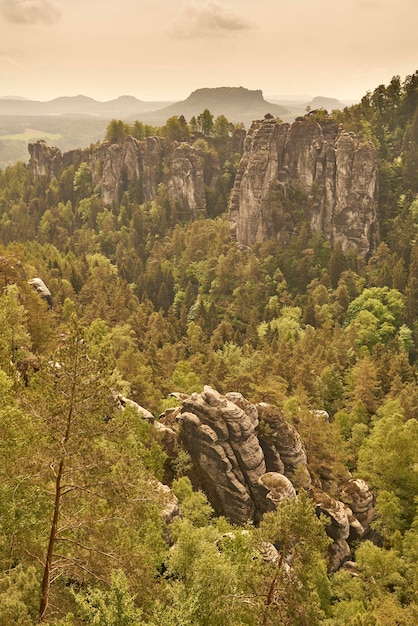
<box><xmin>39</xmin><ymin>357</ymin><xmax>76</xmax><ymax>622</ymax></box>
<box><xmin>39</xmin><ymin>459</ymin><xmax>64</xmax><ymax>621</ymax></box>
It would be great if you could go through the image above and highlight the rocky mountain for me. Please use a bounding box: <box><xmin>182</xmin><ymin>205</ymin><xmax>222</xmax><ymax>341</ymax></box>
<box><xmin>0</xmin><ymin>88</ymin><xmax>287</xmax><ymax>126</ymax></box>
<box><xmin>306</xmin><ymin>96</ymin><xmax>346</xmax><ymax>111</ymax></box>
<box><xmin>265</xmin><ymin>95</ymin><xmax>350</xmax><ymax>122</ymax></box>
<box><xmin>228</xmin><ymin>114</ymin><xmax>379</xmax><ymax>255</ymax></box>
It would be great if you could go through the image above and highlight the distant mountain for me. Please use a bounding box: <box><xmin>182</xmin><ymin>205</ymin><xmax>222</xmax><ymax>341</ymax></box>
<box><xmin>306</xmin><ymin>96</ymin><xmax>346</xmax><ymax>111</ymax></box>
<box><xmin>135</xmin><ymin>87</ymin><xmax>290</xmax><ymax>127</ymax></box>
<box><xmin>0</xmin><ymin>95</ymin><xmax>174</xmax><ymax>117</ymax></box>
<box><xmin>0</xmin><ymin>95</ymin><xmax>29</xmax><ymax>101</ymax></box>
<box><xmin>267</xmin><ymin>95</ymin><xmax>350</xmax><ymax>122</ymax></box>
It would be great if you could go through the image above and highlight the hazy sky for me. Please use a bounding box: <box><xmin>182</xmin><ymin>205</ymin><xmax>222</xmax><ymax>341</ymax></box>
<box><xmin>0</xmin><ymin>0</ymin><xmax>416</xmax><ymax>102</ymax></box>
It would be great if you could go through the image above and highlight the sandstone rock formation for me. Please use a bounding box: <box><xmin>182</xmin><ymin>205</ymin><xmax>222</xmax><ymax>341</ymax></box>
<box><xmin>116</xmin><ymin>394</ymin><xmax>155</xmax><ymax>421</ymax></box>
<box><xmin>157</xmin><ymin>482</ymin><xmax>180</xmax><ymax>525</ymax></box>
<box><xmin>119</xmin><ymin>387</ymin><xmax>375</xmax><ymax>570</ymax></box>
<box><xmin>340</xmin><ymin>478</ymin><xmax>376</xmax><ymax>534</ymax></box>
<box><xmin>228</xmin><ymin>115</ymin><xmax>379</xmax><ymax>255</ymax></box>
<box><xmin>178</xmin><ymin>387</ymin><xmax>311</xmax><ymax>525</ymax></box>
<box><xmin>28</xmin><ymin>140</ymin><xmax>63</xmax><ymax>178</ymax></box>
<box><xmin>256</xmin><ymin>403</ymin><xmax>310</xmax><ymax>487</ymax></box>
<box><xmin>29</xmin><ymin>136</ymin><xmax>212</xmax><ymax>218</ymax></box>
<box><xmin>179</xmin><ymin>386</ymin><xmax>272</xmax><ymax>524</ymax></box>
<box><xmin>313</xmin><ymin>489</ymin><xmax>353</xmax><ymax>570</ymax></box>
<box><xmin>166</xmin><ymin>386</ymin><xmax>375</xmax><ymax>570</ymax></box>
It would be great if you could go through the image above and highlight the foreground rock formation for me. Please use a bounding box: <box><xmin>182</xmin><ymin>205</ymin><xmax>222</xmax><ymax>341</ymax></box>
<box><xmin>159</xmin><ymin>386</ymin><xmax>375</xmax><ymax>570</ymax></box>
<box><xmin>228</xmin><ymin>114</ymin><xmax>379</xmax><ymax>254</ymax></box>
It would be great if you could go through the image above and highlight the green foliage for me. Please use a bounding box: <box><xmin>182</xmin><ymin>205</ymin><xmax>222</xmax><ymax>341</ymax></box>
<box><xmin>0</xmin><ymin>283</ymin><xmax>31</xmax><ymax>364</ymax></box>
<box><xmin>72</xmin><ymin>569</ymin><xmax>145</xmax><ymax>625</ymax></box>
<box><xmin>345</xmin><ymin>286</ymin><xmax>404</xmax><ymax>349</ymax></box>
<box><xmin>257</xmin><ymin>492</ymin><xmax>332</xmax><ymax>624</ymax></box>
<box><xmin>73</xmin><ymin>162</ymin><xmax>92</xmax><ymax>200</ymax></box>
<box><xmin>199</xmin><ymin>108</ymin><xmax>214</xmax><ymax>137</ymax></box>
<box><xmin>105</xmin><ymin>119</ymin><xmax>130</xmax><ymax>143</ymax></box>
<box><xmin>357</xmin><ymin>400</ymin><xmax>418</xmax><ymax>527</ymax></box>
<box><xmin>164</xmin><ymin>115</ymin><xmax>190</xmax><ymax>142</ymax></box>
<box><xmin>172</xmin><ymin>477</ymin><xmax>213</xmax><ymax>527</ymax></box>
<box><xmin>0</xmin><ymin>566</ymin><xmax>39</xmax><ymax>625</ymax></box>
<box><xmin>371</xmin><ymin>490</ymin><xmax>402</xmax><ymax>543</ymax></box>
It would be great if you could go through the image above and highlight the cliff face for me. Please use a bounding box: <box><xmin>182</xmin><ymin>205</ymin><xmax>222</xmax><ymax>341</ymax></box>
<box><xmin>29</xmin><ymin>136</ymin><xmax>211</xmax><ymax>218</ymax></box>
<box><xmin>28</xmin><ymin>140</ymin><xmax>63</xmax><ymax>178</ymax></box>
<box><xmin>228</xmin><ymin>115</ymin><xmax>379</xmax><ymax>254</ymax></box>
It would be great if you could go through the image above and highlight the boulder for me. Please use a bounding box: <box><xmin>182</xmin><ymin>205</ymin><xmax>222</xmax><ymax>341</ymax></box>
<box><xmin>258</xmin><ymin>472</ymin><xmax>296</xmax><ymax>507</ymax></box>
<box><xmin>28</xmin><ymin>277</ymin><xmax>53</xmax><ymax>309</ymax></box>
<box><xmin>157</xmin><ymin>482</ymin><xmax>180</xmax><ymax>524</ymax></box>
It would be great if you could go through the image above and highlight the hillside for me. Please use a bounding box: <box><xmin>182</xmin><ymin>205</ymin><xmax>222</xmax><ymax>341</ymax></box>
<box><xmin>0</xmin><ymin>70</ymin><xmax>418</xmax><ymax>624</ymax></box>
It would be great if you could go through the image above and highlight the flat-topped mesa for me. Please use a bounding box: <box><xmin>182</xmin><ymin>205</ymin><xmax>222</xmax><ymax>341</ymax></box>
<box><xmin>28</xmin><ymin>136</ymin><xmax>210</xmax><ymax>218</ymax></box>
<box><xmin>228</xmin><ymin>115</ymin><xmax>379</xmax><ymax>255</ymax></box>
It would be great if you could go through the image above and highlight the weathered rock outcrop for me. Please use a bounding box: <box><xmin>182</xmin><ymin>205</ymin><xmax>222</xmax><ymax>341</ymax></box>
<box><xmin>29</xmin><ymin>136</ymin><xmax>211</xmax><ymax>218</ymax></box>
<box><xmin>228</xmin><ymin>115</ymin><xmax>379</xmax><ymax>254</ymax></box>
<box><xmin>161</xmin><ymin>386</ymin><xmax>375</xmax><ymax>570</ymax></box>
<box><xmin>138</xmin><ymin>387</ymin><xmax>376</xmax><ymax>569</ymax></box>
<box><xmin>90</xmin><ymin>136</ymin><xmax>208</xmax><ymax>211</ymax></box>
<box><xmin>28</xmin><ymin>140</ymin><xmax>63</xmax><ymax>178</ymax></box>
<box><xmin>179</xmin><ymin>386</ymin><xmax>272</xmax><ymax>524</ymax></box>
<box><xmin>178</xmin><ymin>387</ymin><xmax>310</xmax><ymax>525</ymax></box>
<box><xmin>314</xmin><ymin>489</ymin><xmax>353</xmax><ymax>570</ymax></box>
<box><xmin>340</xmin><ymin>478</ymin><xmax>376</xmax><ymax>535</ymax></box>
<box><xmin>256</xmin><ymin>403</ymin><xmax>310</xmax><ymax>487</ymax></box>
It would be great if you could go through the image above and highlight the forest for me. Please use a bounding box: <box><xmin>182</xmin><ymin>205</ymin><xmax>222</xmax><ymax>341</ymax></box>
<box><xmin>0</xmin><ymin>70</ymin><xmax>418</xmax><ymax>625</ymax></box>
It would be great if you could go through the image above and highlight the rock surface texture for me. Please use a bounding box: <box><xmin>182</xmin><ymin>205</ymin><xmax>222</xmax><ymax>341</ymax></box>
<box><xmin>171</xmin><ymin>386</ymin><xmax>375</xmax><ymax>570</ymax></box>
<box><xmin>228</xmin><ymin>115</ymin><xmax>379</xmax><ymax>255</ymax></box>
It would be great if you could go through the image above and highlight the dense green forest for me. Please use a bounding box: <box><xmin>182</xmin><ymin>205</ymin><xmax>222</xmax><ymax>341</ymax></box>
<box><xmin>0</xmin><ymin>71</ymin><xmax>418</xmax><ymax>624</ymax></box>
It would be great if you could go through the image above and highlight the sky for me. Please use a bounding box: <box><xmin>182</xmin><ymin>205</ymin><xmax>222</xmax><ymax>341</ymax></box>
<box><xmin>0</xmin><ymin>0</ymin><xmax>417</xmax><ymax>103</ymax></box>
